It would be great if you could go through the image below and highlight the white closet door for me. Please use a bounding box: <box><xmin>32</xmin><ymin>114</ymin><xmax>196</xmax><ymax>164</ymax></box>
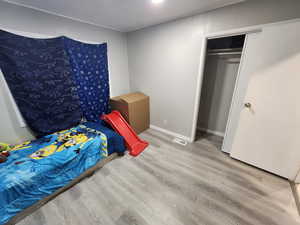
<box><xmin>230</xmin><ymin>20</ymin><xmax>300</xmax><ymax>180</ymax></box>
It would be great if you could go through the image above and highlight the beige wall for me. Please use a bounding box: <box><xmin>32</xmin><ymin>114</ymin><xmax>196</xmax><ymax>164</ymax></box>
<box><xmin>0</xmin><ymin>1</ymin><xmax>130</xmax><ymax>143</ymax></box>
<box><xmin>127</xmin><ymin>0</ymin><xmax>300</xmax><ymax>139</ymax></box>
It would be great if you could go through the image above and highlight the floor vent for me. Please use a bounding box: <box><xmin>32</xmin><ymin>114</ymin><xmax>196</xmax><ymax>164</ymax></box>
<box><xmin>172</xmin><ymin>138</ymin><xmax>187</xmax><ymax>146</ymax></box>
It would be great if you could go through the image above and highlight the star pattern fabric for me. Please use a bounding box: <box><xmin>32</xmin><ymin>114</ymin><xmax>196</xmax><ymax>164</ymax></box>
<box><xmin>63</xmin><ymin>37</ymin><xmax>110</xmax><ymax>122</ymax></box>
<box><xmin>0</xmin><ymin>30</ymin><xmax>82</xmax><ymax>137</ymax></box>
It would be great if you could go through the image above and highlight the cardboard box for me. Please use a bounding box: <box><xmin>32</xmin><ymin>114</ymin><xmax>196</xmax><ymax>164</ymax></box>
<box><xmin>110</xmin><ymin>92</ymin><xmax>150</xmax><ymax>134</ymax></box>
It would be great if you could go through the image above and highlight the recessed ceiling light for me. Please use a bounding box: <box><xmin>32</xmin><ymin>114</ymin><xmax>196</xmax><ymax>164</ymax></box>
<box><xmin>152</xmin><ymin>0</ymin><xmax>164</xmax><ymax>4</ymax></box>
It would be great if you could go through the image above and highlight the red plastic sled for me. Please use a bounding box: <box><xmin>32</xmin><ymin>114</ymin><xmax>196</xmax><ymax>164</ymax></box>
<box><xmin>101</xmin><ymin>111</ymin><xmax>149</xmax><ymax>157</ymax></box>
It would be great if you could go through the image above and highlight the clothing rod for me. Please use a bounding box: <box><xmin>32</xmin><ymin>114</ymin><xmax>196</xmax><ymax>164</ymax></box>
<box><xmin>207</xmin><ymin>48</ymin><xmax>243</xmax><ymax>53</ymax></box>
<box><xmin>207</xmin><ymin>52</ymin><xmax>242</xmax><ymax>56</ymax></box>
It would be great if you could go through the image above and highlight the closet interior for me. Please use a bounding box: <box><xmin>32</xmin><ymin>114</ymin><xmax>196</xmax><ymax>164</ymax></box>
<box><xmin>196</xmin><ymin>35</ymin><xmax>246</xmax><ymax>150</ymax></box>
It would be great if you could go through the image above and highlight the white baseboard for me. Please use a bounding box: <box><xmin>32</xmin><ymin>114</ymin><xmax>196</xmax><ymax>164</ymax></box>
<box><xmin>150</xmin><ymin>125</ymin><xmax>192</xmax><ymax>143</ymax></box>
<box><xmin>197</xmin><ymin>127</ymin><xmax>225</xmax><ymax>137</ymax></box>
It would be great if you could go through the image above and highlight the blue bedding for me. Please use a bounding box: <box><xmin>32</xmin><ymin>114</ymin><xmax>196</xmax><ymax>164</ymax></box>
<box><xmin>95</xmin><ymin>122</ymin><xmax>125</xmax><ymax>155</ymax></box>
<box><xmin>0</xmin><ymin>122</ymin><xmax>125</xmax><ymax>224</ymax></box>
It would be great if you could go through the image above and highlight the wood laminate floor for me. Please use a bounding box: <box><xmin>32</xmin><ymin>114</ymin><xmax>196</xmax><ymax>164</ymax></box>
<box><xmin>17</xmin><ymin>129</ymin><xmax>300</xmax><ymax>225</ymax></box>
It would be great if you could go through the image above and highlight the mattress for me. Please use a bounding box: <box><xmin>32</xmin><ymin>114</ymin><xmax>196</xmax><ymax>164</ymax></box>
<box><xmin>0</xmin><ymin>122</ymin><xmax>125</xmax><ymax>224</ymax></box>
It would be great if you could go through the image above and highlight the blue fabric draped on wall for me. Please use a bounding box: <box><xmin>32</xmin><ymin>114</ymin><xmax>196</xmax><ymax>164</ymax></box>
<box><xmin>63</xmin><ymin>37</ymin><xmax>110</xmax><ymax>122</ymax></box>
<box><xmin>0</xmin><ymin>31</ymin><xmax>82</xmax><ymax>137</ymax></box>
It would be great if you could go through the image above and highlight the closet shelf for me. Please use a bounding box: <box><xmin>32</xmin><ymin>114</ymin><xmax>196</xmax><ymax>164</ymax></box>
<box><xmin>207</xmin><ymin>48</ymin><xmax>243</xmax><ymax>56</ymax></box>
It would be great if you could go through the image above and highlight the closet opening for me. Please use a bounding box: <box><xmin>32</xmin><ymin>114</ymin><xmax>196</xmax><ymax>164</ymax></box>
<box><xmin>195</xmin><ymin>34</ymin><xmax>246</xmax><ymax>150</ymax></box>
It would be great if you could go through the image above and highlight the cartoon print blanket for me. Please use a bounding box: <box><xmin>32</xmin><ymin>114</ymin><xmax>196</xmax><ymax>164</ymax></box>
<box><xmin>0</xmin><ymin>123</ymin><xmax>108</xmax><ymax>225</ymax></box>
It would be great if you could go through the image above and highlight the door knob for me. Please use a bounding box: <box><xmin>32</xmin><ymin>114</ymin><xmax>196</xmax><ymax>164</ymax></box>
<box><xmin>244</xmin><ymin>103</ymin><xmax>252</xmax><ymax>108</ymax></box>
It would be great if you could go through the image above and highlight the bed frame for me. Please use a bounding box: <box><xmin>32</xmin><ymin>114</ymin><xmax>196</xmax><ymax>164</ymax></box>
<box><xmin>5</xmin><ymin>152</ymin><xmax>120</xmax><ymax>225</ymax></box>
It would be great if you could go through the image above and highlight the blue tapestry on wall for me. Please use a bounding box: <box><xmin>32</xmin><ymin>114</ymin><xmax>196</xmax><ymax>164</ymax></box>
<box><xmin>0</xmin><ymin>31</ymin><xmax>82</xmax><ymax>137</ymax></box>
<box><xmin>63</xmin><ymin>37</ymin><xmax>110</xmax><ymax>122</ymax></box>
